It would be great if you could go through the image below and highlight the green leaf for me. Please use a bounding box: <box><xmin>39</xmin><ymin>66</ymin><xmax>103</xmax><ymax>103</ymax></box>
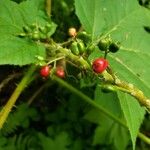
<box><xmin>75</xmin><ymin>0</ymin><xmax>150</xmax><ymax>96</ymax></box>
<box><xmin>75</xmin><ymin>1</ymin><xmax>150</xmax><ymax>148</ymax></box>
<box><xmin>0</xmin><ymin>0</ymin><xmax>56</xmax><ymax>65</ymax></box>
<box><xmin>84</xmin><ymin>86</ymin><xmax>129</xmax><ymax>149</ymax></box>
<box><xmin>75</xmin><ymin>0</ymin><xmax>104</xmax><ymax>40</ymax></box>
<box><xmin>0</xmin><ymin>36</ymin><xmax>45</xmax><ymax>65</ymax></box>
<box><xmin>94</xmin><ymin>85</ymin><xmax>122</xmax><ymax>117</ymax></box>
<box><xmin>84</xmin><ymin>109</ymin><xmax>129</xmax><ymax>150</ymax></box>
<box><xmin>38</xmin><ymin>132</ymin><xmax>70</xmax><ymax>150</ymax></box>
<box><xmin>1</xmin><ymin>103</ymin><xmax>38</xmax><ymax>135</ymax></box>
<box><xmin>117</xmin><ymin>92</ymin><xmax>145</xmax><ymax>150</ymax></box>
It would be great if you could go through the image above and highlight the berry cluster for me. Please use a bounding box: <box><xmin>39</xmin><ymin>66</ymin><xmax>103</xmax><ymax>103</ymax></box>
<box><xmin>19</xmin><ymin>22</ymin><xmax>55</xmax><ymax>41</ymax></box>
<box><xmin>40</xmin><ymin>65</ymin><xmax>65</xmax><ymax>78</ymax></box>
<box><xmin>98</xmin><ymin>38</ymin><xmax>120</xmax><ymax>53</ymax></box>
<box><xmin>39</xmin><ymin>27</ymin><xmax>120</xmax><ymax>79</ymax></box>
<box><xmin>68</xmin><ymin>28</ymin><xmax>94</xmax><ymax>57</ymax></box>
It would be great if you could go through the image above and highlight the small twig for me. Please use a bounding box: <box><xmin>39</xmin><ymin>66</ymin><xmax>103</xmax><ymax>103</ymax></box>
<box><xmin>0</xmin><ymin>73</ymin><xmax>22</xmax><ymax>92</ymax></box>
<box><xmin>104</xmin><ymin>50</ymin><xmax>108</xmax><ymax>59</ymax></box>
<box><xmin>59</xmin><ymin>38</ymin><xmax>74</xmax><ymax>46</ymax></box>
<box><xmin>47</xmin><ymin>56</ymin><xmax>65</xmax><ymax>65</ymax></box>
<box><xmin>27</xmin><ymin>81</ymin><xmax>53</xmax><ymax>105</ymax></box>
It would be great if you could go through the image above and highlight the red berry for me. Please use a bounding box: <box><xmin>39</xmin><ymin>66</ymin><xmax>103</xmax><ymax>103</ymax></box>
<box><xmin>40</xmin><ymin>65</ymin><xmax>50</xmax><ymax>77</ymax></box>
<box><xmin>92</xmin><ymin>58</ymin><xmax>108</xmax><ymax>73</ymax></box>
<box><xmin>56</xmin><ymin>67</ymin><xmax>65</xmax><ymax>78</ymax></box>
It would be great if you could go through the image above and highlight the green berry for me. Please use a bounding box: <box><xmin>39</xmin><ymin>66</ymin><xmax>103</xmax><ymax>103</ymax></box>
<box><xmin>70</xmin><ymin>42</ymin><xmax>80</xmax><ymax>55</ymax></box>
<box><xmin>18</xmin><ymin>33</ymin><xmax>26</xmax><ymax>37</ymax></box>
<box><xmin>39</xmin><ymin>26</ymin><xmax>47</xmax><ymax>34</ymax></box>
<box><xmin>109</xmin><ymin>42</ymin><xmax>120</xmax><ymax>53</ymax></box>
<box><xmin>77</xmin><ymin>40</ymin><xmax>85</xmax><ymax>54</ymax></box>
<box><xmin>40</xmin><ymin>33</ymin><xmax>47</xmax><ymax>40</ymax></box>
<box><xmin>46</xmin><ymin>23</ymin><xmax>52</xmax><ymax>30</ymax></box>
<box><xmin>77</xmin><ymin>31</ymin><xmax>91</xmax><ymax>45</ymax></box>
<box><xmin>23</xmin><ymin>25</ymin><xmax>31</xmax><ymax>33</ymax></box>
<box><xmin>32</xmin><ymin>31</ymin><xmax>40</xmax><ymax>40</ymax></box>
<box><xmin>30</xmin><ymin>23</ymin><xmax>37</xmax><ymax>29</ymax></box>
<box><xmin>101</xmin><ymin>85</ymin><xmax>116</xmax><ymax>93</ymax></box>
<box><xmin>86</xmin><ymin>45</ymin><xmax>95</xmax><ymax>55</ymax></box>
<box><xmin>98</xmin><ymin>39</ymin><xmax>109</xmax><ymax>51</ymax></box>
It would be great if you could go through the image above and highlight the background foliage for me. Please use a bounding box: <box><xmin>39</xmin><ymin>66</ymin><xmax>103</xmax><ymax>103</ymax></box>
<box><xmin>0</xmin><ymin>0</ymin><xmax>150</xmax><ymax>150</ymax></box>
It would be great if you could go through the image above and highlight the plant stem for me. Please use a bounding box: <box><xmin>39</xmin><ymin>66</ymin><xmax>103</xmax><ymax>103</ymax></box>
<box><xmin>53</xmin><ymin>76</ymin><xmax>150</xmax><ymax>145</ymax></box>
<box><xmin>53</xmin><ymin>76</ymin><xmax>126</xmax><ymax>127</ymax></box>
<box><xmin>47</xmin><ymin>56</ymin><xmax>65</xmax><ymax>65</ymax></box>
<box><xmin>60</xmin><ymin>48</ymin><xmax>91</xmax><ymax>69</ymax></box>
<box><xmin>45</xmin><ymin>42</ymin><xmax>91</xmax><ymax>70</ymax></box>
<box><xmin>138</xmin><ymin>132</ymin><xmax>150</xmax><ymax>144</ymax></box>
<box><xmin>46</xmin><ymin>0</ymin><xmax>51</xmax><ymax>17</ymax></box>
<box><xmin>114</xmin><ymin>78</ymin><xmax>150</xmax><ymax>112</ymax></box>
<box><xmin>0</xmin><ymin>65</ymin><xmax>36</xmax><ymax>129</ymax></box>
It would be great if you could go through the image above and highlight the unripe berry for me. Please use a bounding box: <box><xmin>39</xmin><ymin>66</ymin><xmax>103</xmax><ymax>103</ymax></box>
<box><xmin>68</xmin><ymin>27</ymin><xmax>77</xmax><ymax>37</ymax></box>
<box><xmin>40</xmin><ymin>65</ymin><xmax>50</xmax><ymax>77</ymax></box>
<box><xmin>77</xmin><ymin>40</ymin><xmax>85</xmax><ymax>54</ymax></box>
<box><xmin>92</xmin><ymin>58</ymin><xmax>108</xmax><ymax>73</ymax></box>
<box><xmin>86</xmin><ymin>45</ymin><xmax>95</xmax><ymax>55</ymax></box>
<box><xmin>32</xmin><ymin>31</ymin><xmax>40</xmax><ymax>40</ymax></box>
<box><xmin>77</xmin><ymin>31</ymin><xmax>91</xmax><ymax>45</ymax></box>
<box><xmin>70</xmin><ymin>42</ymin><xmax>80</xmax><ymax>55</ymax></box>
<box><xmin>98</xmin><ymin>39</ymin><xmax>109</xmax><ymax>51</ymax></box>
<box><xmin>109</xmin><ymin>42</ymin><xmax>120</xmax><ymax>53</ymax></box>
<box><xmin>23</xmin><ymin>25</ymin><xmax>31</xmax><ymax>33</ymax></box>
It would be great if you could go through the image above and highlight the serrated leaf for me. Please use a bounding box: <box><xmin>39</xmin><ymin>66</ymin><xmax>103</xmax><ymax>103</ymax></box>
<box><xmin>84</xmin><ymin>109</ymin><xmax>129</xmax><ymax>150</ymax></box>
<box><xmin>38</xmin><ymin>132</ymin><xmax>70</xmax><ymax>150</ymax></box>
<box><xmin>84</xmin><ymin>87</ymin><xmax>129</xmax><ymax>149</ymax></box>
<box><xmin>75</xmin><ymin>1</ymin><xmax>150</xmax><ymax>148</ymax></box>
<box><xmin>117</xmin><ymin>92</ymin><xmax>145</xmax><ymax>150</ymax></box>
<box><xmin>75</xmin><ymin>0</ymin><xmax>105</xmax><ymax>40</ymax></box>
<box><xmin>1</xmin><ymin>103</ymin><xmax>38</xmax><ymax>135</ymax></box>
<box><xmin>0</xmin><ymin>36</ymin><xmax>45</xmax><ymax>65</ymax></box>
<box><xmin>75</xmin><ymin>0</ymin><xmax>150</xmax><ymax>95</ymax></box>
<box><xmin>95</xmin><ymin>85</ymin><xmax>122</xmax><ymax>117</ymax></box>
<box><xmin>0</xmin><ymin>0</ymin><xmax>56</xmax><ymax>65</ymax></box>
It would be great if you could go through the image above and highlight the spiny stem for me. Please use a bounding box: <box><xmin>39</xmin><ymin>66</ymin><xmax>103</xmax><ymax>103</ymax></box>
<box><xmin>114</xmin><ymin>78</ymin><xmax>150</xmax><ymax>112</ymax></box>
<box><xmin>53</xmin><ymin>76</ymin><xmax>150</xmax><ymax>145</ymax></box>
<box><xmin>53</xmin><ymin>75</ymin><xmax>126</xmax><ymax>127</ymax></box>
<box><xmin>0</xmin><ymin>66</ymin><xmax>36</xmax><ymax>129</ymax></box>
